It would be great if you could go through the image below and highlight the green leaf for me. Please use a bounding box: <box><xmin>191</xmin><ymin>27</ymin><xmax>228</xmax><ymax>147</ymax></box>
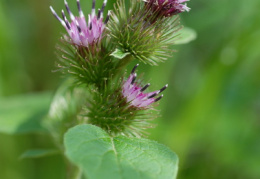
<box><xmin>110</xmin><ymin>48</ymin><xmax>130</xmax><ymax>59</ymax></box>
<box><xmin>175</xmin><ymin>27</ymin><xmax>197</xmax><ymax>45</ymax></box>
<box><xmin>64</xmin><ymin>124</ymin><xmax>178</xmax><ymax>179</ymax></box>
<box><xmin>0</xmin><ymin>92</ymin><xmax>52</xmax><ymax>134</ymax></box>
<box><xmin>20</xmin><ymin>149</ymin><xmax>59</xmax><ymax>159</ymax></box>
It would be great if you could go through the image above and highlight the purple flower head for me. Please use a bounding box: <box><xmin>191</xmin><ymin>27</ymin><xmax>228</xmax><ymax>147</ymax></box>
<box><xmin>122</xmin><ymin>64</ymin><xmax>167</xmax><ymax>108</ymax></box>
<box><xmin>50</xmin><ymin>0</ymin><xmax>110</xmax><ymax>47</ymax></box>
<box><xmin>145</xmin><ymin>0</ymin><xmax>190</xmax><ymax>17</ymax></box>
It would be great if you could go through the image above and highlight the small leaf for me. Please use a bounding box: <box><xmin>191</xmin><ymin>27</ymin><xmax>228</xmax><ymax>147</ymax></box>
<box><xmin>175</xmin><ymin>27</ymin><xmax>197</xmax><ymax>45</ymax></box>
<box><xmin>110</xmin><ymin>48</ymin><xmax>130</xmax><ymax>59</ymax></box>
<box><xmin>0</xmin><ymin>92</ymin><xmax>52</xmax><ymax>134</ymax></box>
<box><xmin>20</xmin><ymin>149</ymin><xmax>59</xmax><ymax>159</ymax></box>
<box><xmin>64</xmin><ymin>124</ymin><xmax>178</xmax><ymax>179</ymax></box>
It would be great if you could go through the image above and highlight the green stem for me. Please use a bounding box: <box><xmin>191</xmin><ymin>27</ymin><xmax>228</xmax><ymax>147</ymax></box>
<box><xmin>96</xmin><ymin>54</ymin><xmax>133</xmax><ymax>92</ymax></box>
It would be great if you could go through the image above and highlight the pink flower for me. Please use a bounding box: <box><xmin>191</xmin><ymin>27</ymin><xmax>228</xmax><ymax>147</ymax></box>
<box><xmin>50</xmin><ymin>0</ymin><xmax>110</xmax><ymax>47</ymax></box>
<box><xmin>145</xmin><ymin>0</ymin><xmax>190</xmax><ymax>17</ymax></box>
<box><xmin>122</xmin><ymin>64</ymin><xmax>167</xmax><ymax>108</ymax></box>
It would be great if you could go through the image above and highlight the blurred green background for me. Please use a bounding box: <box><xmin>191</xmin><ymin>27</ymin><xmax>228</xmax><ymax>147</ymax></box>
<box><xmin>1</xmin><ymin>0</ymin><xmax>260</xmax><ymax>178</ymax></box>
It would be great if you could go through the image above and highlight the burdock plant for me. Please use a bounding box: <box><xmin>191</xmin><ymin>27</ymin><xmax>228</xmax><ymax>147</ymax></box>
<box><xmin>47</xmin><ymin>0</ymin><xmax>191</xmax><ymax>178</ymax></box>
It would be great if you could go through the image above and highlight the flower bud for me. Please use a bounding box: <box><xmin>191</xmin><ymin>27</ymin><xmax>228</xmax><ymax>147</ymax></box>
<box><xmin>50</xmin><ymin>0</ymin><xmax>114</xmax><ymax>87</ymax></box>
<box><xmin>85</xmin><ymin>64</ymin><xmax>166</xmax><ymax>137</ymax></box>
<box><xmin>107</xmin><ymin>0</ymin><xmax>182</xmax><ymax>66</ymax></box>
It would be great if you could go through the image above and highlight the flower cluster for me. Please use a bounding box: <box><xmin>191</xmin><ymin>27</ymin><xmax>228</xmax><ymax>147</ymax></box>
<box><xmin>50</xmin><ymin>0</ymin><xmax>110</xmax><ymax>47</ymax></box>
<box><xmin>49</xmin><ymin>0</ymin><xmax>190</xmax><ymax>137</ymax></box>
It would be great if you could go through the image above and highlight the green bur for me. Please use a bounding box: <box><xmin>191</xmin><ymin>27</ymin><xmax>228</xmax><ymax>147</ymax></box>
<box><xmin>107</xmin><ymin>0</ymin><xmax>182</xmax><ymax>66</ymax></box>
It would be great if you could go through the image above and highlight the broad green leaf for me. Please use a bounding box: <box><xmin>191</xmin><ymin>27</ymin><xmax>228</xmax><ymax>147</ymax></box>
<box><xmin>64</xmin><ymin>124</ymin><xmax>178</xmax><ymax>179</ymax></box>
<box><xmin>0</xmin><ymin>92</ymin><xmax>52</xmax><ymax>134</ymax></box>
<box><xmin>110</xmin><ymin>48</ymin><xmax>130</xmax><ymax>59</ymax></box>
<box><xmin>175</xmin><ymin>27</ymin><xmax>197</xmax><ymax>45</ymax></box>
<box><xmin>20</xmin><ymin>149</ymin><xmax>59</xmax><ymax>159</ymax></box>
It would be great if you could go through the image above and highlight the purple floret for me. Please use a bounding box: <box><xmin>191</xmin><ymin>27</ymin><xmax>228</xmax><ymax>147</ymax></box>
<box><xmin>122</xmin><ymin>64</ymin><xmax>167</xmax><ymax>108</ymax></box>
<box><xmin>50</xmin><ymin>0</ymin><xmax>110</xmax><ymax>47</ymax></box>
